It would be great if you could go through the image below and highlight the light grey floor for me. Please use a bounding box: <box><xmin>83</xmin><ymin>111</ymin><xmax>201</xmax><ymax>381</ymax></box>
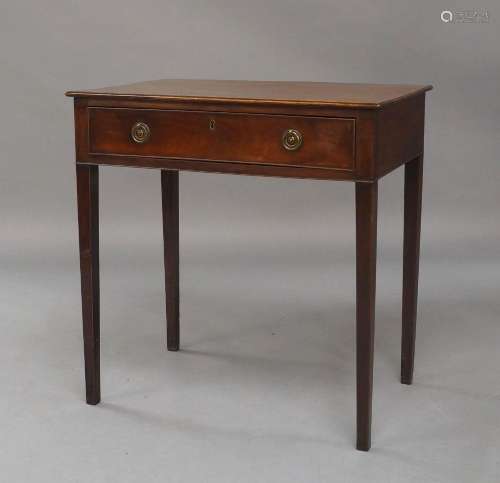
<box><xmin>2</xmin><ymin>165</ymin><xmax>500</xmax><ymax>483</ymax></box>
<box><xmin>2</xmin><ymin>232</ymin><xmax>499</xmax><ymax>483</ymax></box>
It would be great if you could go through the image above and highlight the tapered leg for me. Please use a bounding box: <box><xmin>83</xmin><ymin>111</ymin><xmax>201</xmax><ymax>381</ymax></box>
<box><xmin>76</xmin><ymin>164</ymin><xmax>100</xmax><ymax>405</ymax></box>
<box><xmin>162</xmin><ymin>170</ymin><xmax>180</xmax><ymax>351</ymax></box>
<box><xmin>355</xmin><ymin>181</ymin><xmax>378</xmax><ymax>451</ymax></box>
<box><xmin>401</xmin><ymin>155</ymin><xmax>423</xmax><ymax>385</ymax></box>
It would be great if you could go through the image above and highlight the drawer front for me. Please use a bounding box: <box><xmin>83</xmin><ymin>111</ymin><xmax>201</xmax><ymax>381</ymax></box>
<box><xmin>88</xmin><ymin>108</ymin><xmax>355</xmax><ymax>171</ymax></box>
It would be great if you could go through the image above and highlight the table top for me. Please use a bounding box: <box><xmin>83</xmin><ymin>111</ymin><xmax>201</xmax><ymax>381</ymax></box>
<box><xmin>66</xmin><ymin>79</ymin><xmax>432</xmax><ymax>109</ymax></box>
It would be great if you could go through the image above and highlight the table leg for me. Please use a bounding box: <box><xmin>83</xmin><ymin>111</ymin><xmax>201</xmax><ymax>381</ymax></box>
<box><xmin>76</xmin><ymin>164</ymin><xmax>100</xmax><ymax>405</ymax></box>
<box><xmin>162</xmin><ymin>170</ymin><xmax>180</xmax><ymax>351</ymax></box>
<box><xmin>401</xmin><ymin>155</ymin><xmax>423</xmax><ymax>385</ymax></box>
<box><xmin>355</xmin><ymin>181</ymin><xmax>378</xmax><ymax>451</ymax></box>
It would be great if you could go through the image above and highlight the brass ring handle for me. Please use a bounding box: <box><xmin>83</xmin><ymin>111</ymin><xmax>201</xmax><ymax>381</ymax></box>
<box><xmin>282</xmin><ymin>129</ymin><xmax>303</xmax><ymax>151</ymax></box>
<box><xmin>131</xmin><ymin>122</ymin><xmax>151</xmax><ymax>144</ymax></box>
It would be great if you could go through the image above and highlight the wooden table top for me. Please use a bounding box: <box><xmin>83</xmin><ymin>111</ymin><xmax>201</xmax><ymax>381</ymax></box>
<box><xmin>66</xmin><ymin>79</ymin><xmax>432</xmax><ymax>109</ymax></box>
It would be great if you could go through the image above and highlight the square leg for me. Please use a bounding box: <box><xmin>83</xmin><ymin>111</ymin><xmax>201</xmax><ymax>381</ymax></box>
<box><xmin>76</xmin><ymin>164</ymin><xmax>100</xmax><ymax>405</ymax></box>
<box><xmin>161</xmin><ymin>170</ymin><xmax>180</xmax><ymax>351</ymax></box>
<box><xmin>401</xmin><ymin>155</ymin><xmax>423</xmax><ymax>385</ymax></box>
<box><xmin>355</xmin><ymin>181</ymin><xmax>378</xmax><ymax>451</ymax></box>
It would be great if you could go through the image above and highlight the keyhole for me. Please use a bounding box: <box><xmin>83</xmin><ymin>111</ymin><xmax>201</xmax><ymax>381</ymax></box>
<box><xmin>209</xmin><ymin>119</ymin><xmax>216</xmax><ymax>130</ymax></box>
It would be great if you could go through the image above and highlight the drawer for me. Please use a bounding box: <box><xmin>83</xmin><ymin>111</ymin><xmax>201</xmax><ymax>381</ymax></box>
<box><xmin>88</xmin><ymin>108</ymin><xmax>355</xmax><ymax>171</ymax></box>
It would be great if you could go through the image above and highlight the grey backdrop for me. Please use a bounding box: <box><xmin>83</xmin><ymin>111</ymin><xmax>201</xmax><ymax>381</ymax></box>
<box><xmin>1</xmin><ymin>1</ymin><xmax>499</xmax><ymax>482</ymax></box>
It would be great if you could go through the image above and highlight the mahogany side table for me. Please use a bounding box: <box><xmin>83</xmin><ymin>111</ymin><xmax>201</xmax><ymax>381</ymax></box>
<box><xmin>66</xmin><ymin>79</ymin><xmax>432</xmax><ymax>451</ymax></box>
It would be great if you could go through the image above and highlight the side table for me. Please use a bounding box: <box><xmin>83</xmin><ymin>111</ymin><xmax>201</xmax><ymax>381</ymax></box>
<box><xmin>66</xmin><ymin>79</ymin><xmax>432</xmax><ymax>450</ymax></box>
